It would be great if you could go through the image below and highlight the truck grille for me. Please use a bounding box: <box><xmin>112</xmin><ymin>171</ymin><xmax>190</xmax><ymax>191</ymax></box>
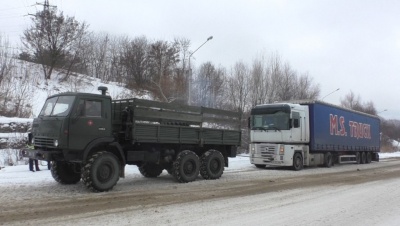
<box><xmin>256</xmin><ymin>144</ymin><xmax>276</xmax><ymax>160</ymax></box>
<box><xmin>34</xmin><ymin>137</ymin><xmax>54</xmax><ymax>146</ymax></box>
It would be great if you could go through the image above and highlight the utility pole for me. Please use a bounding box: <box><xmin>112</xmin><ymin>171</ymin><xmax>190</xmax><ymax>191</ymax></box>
<box><xmin>27</xmin><ymin>0</ymin><xmax>57</xmax><ymax>17</ymax></box>
<box><xmin>37</xmin><ymin>0</ymin><xmax>57</xmax><ymax>11</ymax></box>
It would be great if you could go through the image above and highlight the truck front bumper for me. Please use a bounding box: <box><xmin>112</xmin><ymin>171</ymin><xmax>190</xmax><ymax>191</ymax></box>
<box><xmin>22</xmin><ymin>148</ymin><xmax>62</xmax><ymax>161</ymax></box>
<box><xmin>250</xmin><ymin>155</ymin><xmax>287</xmax><ymax>166</ymax></box>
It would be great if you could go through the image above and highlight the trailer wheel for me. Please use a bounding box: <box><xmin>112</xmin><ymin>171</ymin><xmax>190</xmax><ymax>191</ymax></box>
<box><xmin>255</xmin><ymin>164</ymin><xmax>266</xmax><ymax>169</ymax></box>
<box><xmin>366</xmin><ymin>152</ymin><xmax>372</xmax><ymax>164</ymax></box>
<box><xmin>51</xmin><ymin>161</ymin><xmax>81</xmax><ymax>184</ymax></box>
<box><xmin>324</xmin><ymin>152</ymin><xmax>333</xmax><ymax>168</ymax></box>
<box><xmin>355</xmin><ymin>152</ymin><xmax>361</xmax><ymax>164</ymax></box>
<box><xmin>138</xmin><ymin>163</ymin><xmax>163</xmax><ymax>178</ymax></box>
<box><xmin>172</xmin><ymin>150</ymin><xmax>200</xmax><ymax>183</ymax></box>
<box><xmin>292</xmin><ymin>153</ymin><xmax>303</xmax><ymax>171</ymax></box>
<box><xmin>200</xmin><ymin>150</ymin><xmax>224</xmax><ymax>180</ymax></box>
<box><xmin>360</xmin><ymin>152</ymin><xmax>367</xmax><ymax>164</ymax></box>
<box><xmin>81</xmin><ymin>151</ymin><xmax>120</xmax><ymax>192</ymax></box>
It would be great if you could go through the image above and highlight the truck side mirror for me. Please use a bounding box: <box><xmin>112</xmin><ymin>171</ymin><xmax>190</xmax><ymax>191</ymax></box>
<box><xmin>247</xmin><ymin>117</ymin><xmax>251</xmax><ymax>129</ymax></box>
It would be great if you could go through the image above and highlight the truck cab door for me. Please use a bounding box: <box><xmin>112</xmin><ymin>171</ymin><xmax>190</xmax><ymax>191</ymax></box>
<box><xmin>291</xmin><ymin>111</ymin><xmax>303</xmax><ymax>142</ymax></box>
<box><xmin>68</xmin><ymin>97</ymin><xmax>112</xmax><ymax>151</ymax></box>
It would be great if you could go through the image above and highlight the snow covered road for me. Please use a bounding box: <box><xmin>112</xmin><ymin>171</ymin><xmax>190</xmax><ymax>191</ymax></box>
<box><xmin>1</xmin><ymin>155</ymin><xmax>400</xmax><ymax>225</ymax></box>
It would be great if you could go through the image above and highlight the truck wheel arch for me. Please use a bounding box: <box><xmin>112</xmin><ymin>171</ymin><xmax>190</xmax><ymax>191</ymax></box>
<box><xmin>83</xmin><ymin>138</ymin><xmax>126</xmax><ymax>165</ymax></box>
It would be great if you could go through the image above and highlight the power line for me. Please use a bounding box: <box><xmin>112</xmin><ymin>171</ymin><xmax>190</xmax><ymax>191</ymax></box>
<box><xmin>0</xmin><ymin>5</ymin><xmax>34</xmax><ymax>12</ymax></box>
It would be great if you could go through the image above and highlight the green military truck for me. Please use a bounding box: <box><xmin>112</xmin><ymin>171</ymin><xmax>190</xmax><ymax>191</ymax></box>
<box><xmin>25</xmin><ymin>87</ymin><xmax>241</xmax><ymax>192</ymax></box>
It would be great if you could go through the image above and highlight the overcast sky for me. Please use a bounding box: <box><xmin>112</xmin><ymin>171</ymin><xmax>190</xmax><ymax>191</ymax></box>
<box><xmin>2</xmin><ymin>0</ymin><xmax>400</xmax><ymax>119</ymax></box>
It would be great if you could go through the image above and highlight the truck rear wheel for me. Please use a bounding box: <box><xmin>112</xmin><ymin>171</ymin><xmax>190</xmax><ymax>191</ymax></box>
<box><xmin>355</xmin><ymin>152</ymin><xmax>361</xmax><ymax>164</ymax></box>
<box><xmin>292</xmin><ymin>153</ymin><xmax>303</xmax><ymax>171</ymax></box>
<box><xmin>138</xmin><ymin>163</ymin><xmax>163</xmax><ymax>178</ymax></box>
<box><xmin>366</xmin><ymin>152</ymin><xmax>372</xmax><ymax>164</ymax></box>
<box><xmin>51</xmin><ymin>161</ymin><xmax>81</xmax><ymax>184</ymax></box>
<box><xmin>172</xmin><ymin>150</ymin><xmax>200</xmax><ymax>183</ymax></box>
<box><xmin>360</xmin><ymin>152</ymin><xmax>367</xmax><ymax>164</ymax></box>
<box><xmin>81</xmin><ymin>151</ymin><xmax>120</xmax><ymax>192</ymax></box>
<box><xmin>200</xmin><ymin>150</ymin><xmax>224</xmax><ymax>180</ymax></box>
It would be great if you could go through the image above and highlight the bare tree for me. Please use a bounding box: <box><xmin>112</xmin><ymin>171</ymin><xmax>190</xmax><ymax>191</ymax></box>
<box><xmin>249</xmin><ymin>55</ymin><xmax>269</xmax><ymax>106</ymax></box>
<box><xmin>226</xmin><ymin>61</ymin><xmax>250</xmax><ymax>113</ymax></box>
<box><xmin>147</xmin><ymin>40</ymin><xmax>180</xmax><ymax>102</ymax></box>
<box><xmin>21</xmin><ymin>7</ymin><xmax>88</xmax><ymax>80</ymax></box>
<box><xmin>340</xmin><ymin>91</ymin><xmax>376</xmax><ymax>114</ymax></box>
<box><xmin>192</xmin><ymin>62</ymin><xmax>226</xmax><ymax>108</ymax></box>
<box><xmin>121</xmin><ymin>36</ymin><xmax>149</xmax><ymax>88</ymax></box>
<box><xmin>174</xmin><ymin>38</ymin><xmax>191</xmax><ymax>103</ymax></box>
<box><xmin>295</xmin><ymin>72</ymin><xmax>320</xmax><ymax>100</ymax></box>
<box><xmin>85</xmin><ymin>32</ymin><xmax>110</xmax><ymax>80</ymax></box>
<box><xmin>340</xmin><ymin>91</ymin><xmax>362</xmax><ymax>110</ymax></box>
<box><xmin>0</xmin><ymin>36</ymin><xmax>14</xmax><ymax>86</ymax></box>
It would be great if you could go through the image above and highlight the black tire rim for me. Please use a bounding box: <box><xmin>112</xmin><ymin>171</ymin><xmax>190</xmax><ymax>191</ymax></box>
<box><xmin>210</xmin><ymin>158</ymin><xmax>221</xmax><ymax>174</ymax></box>
<box><xmin>183</xmin><ymin>159</ymin><xmax>196</xmax><ymax>176</ymax></box>
<box><xmin>97</xmin><ymin>160</ymin><xmax>114</xmax><ymax>183</ymax></box>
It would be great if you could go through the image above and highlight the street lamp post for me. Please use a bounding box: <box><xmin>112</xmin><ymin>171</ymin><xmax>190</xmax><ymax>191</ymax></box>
<box><xmin>187</xmin><ymin>36</ymin><xmax>213</xmax><ymax>105</ymax></box>
<box><xmin>321</xmin><ymin>88</ymin><xmax>340</xmax><ymax>101</ymax></box>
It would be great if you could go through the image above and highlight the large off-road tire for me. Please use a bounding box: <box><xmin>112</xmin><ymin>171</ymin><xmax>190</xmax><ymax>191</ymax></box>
<box><xmin>81</xmin><ymin>151</ymin><xmax>120</xmax><ymax>192</ymax></box>
<box><xmin>292</xmin><ymin>152</ymin><xmax>303</xmax><ymax>171</ymax></box>
<box><xmin>172</xmin><ymin>150</ymin><xmax>200</xmax><ymax>183</ymax></box>
<box><xmin>324</xmin><ymin>152</ymin><xmax>333</xmax><ymax>168</ymax></box>
<box><xmin>138</xmin><ymin>163</ymin><xmax>163</xmax><ymax>178</ymax></box>
<box><xmin>51</xmin><ymin>161</ymin><xmax>81</xmax><ymax>184</ymax></box>
<box><xmin>360</xmin><ymin>152</ymin><xmax>367</xmax><ymax>164</ymax></box>
<box><xmin>366</xmin><ymin>152</ymin><xmax>372</xmax><ymax>164</ymax></box>
<box><xmin>200</xmin><ymin>150</ymin><xmax>224</xmax><ymax>180</ymax></box>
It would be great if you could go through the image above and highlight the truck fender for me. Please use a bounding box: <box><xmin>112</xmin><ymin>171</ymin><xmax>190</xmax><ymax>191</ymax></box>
<box><xmin>108</xmin><ymin>142</ymin><xmax>126</xmax><ymax>165</ymax></box>
<box><xmin>83</xmin><ymin>137</ymin><xmax>116</xmax><ymax>162</ymax></box>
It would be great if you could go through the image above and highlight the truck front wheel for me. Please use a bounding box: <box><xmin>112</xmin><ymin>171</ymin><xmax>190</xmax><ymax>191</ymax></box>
<box><xmin>200</xmin><ymin>150</ymin><xmax>224</xmax><ymax>180</ymax></box>
<box><xmin>172</xmin><ymin>150</ymin><xmax>200</xmax><ymax>183</ymax></box>
<box><xmin>255</xmin><ymin>164</ymin><xmax>266</xmax><ymax>169</ymax></box>
<box><xmin>292</xmin><ymin>153</ymin><xmax>303</xmax><ymax>171</ymax></box>
<box><xmin>138</xmin><ymin>163</ymin><xmax>163</xmax><ymax>178</ymax></box>
<box><xmin>81</xmin><ymin>151</ymin><xmax>120</xmax><ymax>192</ymax></box>
<box><xmin>324</xmin><ymin>152</ymin><xmax>333</xmax><ymax>168</ymax></box>
<box><xmin>51</xmin><ymin>161</ymin><xmax>81</xmax><ymax>184</ymax></box>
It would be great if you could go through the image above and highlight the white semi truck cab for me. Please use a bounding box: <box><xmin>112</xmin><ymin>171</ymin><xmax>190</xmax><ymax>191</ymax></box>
<box><xmin>249</xmin><ymin>101</ymin><xmax>380</xmax><ymax>170</ymax></box>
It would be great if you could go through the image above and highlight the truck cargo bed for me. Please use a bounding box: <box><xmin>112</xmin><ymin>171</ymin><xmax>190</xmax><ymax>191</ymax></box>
<box><xmin>112</xmin><ymin>98</ymin><xmax>241</xmax><ymax>146</ymax></box>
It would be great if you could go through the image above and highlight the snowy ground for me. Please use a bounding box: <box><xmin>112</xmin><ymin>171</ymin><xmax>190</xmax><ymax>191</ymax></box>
<box><xmin>1</xmin><ymin>152</ymin><xmax>399</xmax><ymax>185</ymax></box>
<box><xmin>1</xmin><ymin>153</ymin><xmax>400</xmax><ymax>225</ymax></box>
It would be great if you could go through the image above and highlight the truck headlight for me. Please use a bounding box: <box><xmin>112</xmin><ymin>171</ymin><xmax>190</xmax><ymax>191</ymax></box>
<box><xmin>250</xmin><ymin>144</ymin><xmax>255</xmax><ymax>153</ymax></box>
<box><xmin>54</xmin><ymin>139</ymin><xmax>59</xmax><ymax>147</ymax></box>
<box><xmin>279</xmin><ymin>145</ymin><xmax>284</xmax><ymax>155</ymax></box>
<box><xmin>31</xmin><ymin>138</ymin><xmax>35</xmax><ymax>144</ymax></box>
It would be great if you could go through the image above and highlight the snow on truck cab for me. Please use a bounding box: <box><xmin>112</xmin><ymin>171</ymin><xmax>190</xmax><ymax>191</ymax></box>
<box><xmin>25</xmin><ymin>86</ymin><xmax>242</xmax><ymax>192</ymax></box>
<box><xmin>249</xmin><ymin>100</ymin><xmax>380</xmax><ymax>170</ymax></box>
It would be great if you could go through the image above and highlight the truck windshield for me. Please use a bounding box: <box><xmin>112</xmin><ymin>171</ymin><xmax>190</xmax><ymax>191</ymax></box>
<box><xmin>39</xmin><ymin>96</ymin><xmax>75</xmax><ymax>117</ymax></box>
<box><xmin>251</xmin><ymin>111</ymin><xmax>290</xmax><ymax>131</ymax></box>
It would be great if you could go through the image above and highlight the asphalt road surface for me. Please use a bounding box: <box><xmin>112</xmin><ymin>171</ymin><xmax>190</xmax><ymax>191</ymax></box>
<box><xmin>1</xmin><ymin>158</ymin><xmax>400</xmax><ymax>225</ymax></box>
